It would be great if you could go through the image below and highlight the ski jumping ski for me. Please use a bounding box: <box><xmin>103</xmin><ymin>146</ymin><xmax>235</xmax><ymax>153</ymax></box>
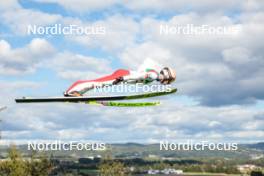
<box><xmin>15</xmin><ymin>88</ymin><xmax>177</xmax><ymax>104</ymax></box>
<box><xmin>86</xmin><ymin>101</ymin><xmax>161</xmax><ymax>107</ymax></box>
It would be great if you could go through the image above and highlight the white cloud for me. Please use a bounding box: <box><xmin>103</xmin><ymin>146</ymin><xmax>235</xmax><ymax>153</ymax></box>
<box><xmin>242</xmin><ymin>0</ymin><xmax>264</xmax><ymax>12</ymax></box>
<box><xmin>42</xmin><ymin>51</ymin><xmax>112</xmax><ymax>80</ymax></box>
<box><xmin>35</xmin><ymin>0</ymin><xmax>119</xmax><ymax>12</ymax></box>
<box><xmin>228</xmin><ymin>130</ymin><xmax>264</xmax><ymax>139</ymax></box>
<box><xmin>65</xmin><ymin>15</ymin><xmax>140</xmax><ymax>52</ymax></box>
<box><xmin>2</xmin><ymin>99</ymin><xmax>263</xmax><ymax>142</ymax></box>
<box><xmin>22</xmin><ymin>0</ymin><xmax>264</xmax><ymax>15</ymax></box>
<box><xmin>222</xmin><ymin>47</ymin><xmax>252</xmax><ymax>64</ymax></box>
<box><xmin>0</xmin><ymin>0</ymin><xmax>20</xmax><ymax>11</ymax></box>
<box><xmin>122</xmin><ymin>0</ymin><xmax>262</xmax><ymax>15</ymax></box>
<box><xmin>0</xmin><ymin>37</ymin><xmax>113</xmax><ymax>79</ymax></box>
<box><xmin>0</xmin><ymin>4</ymin><xmax>62</xmax><ymax>35</ymax></box>
<box><xmin>0</xmin><ymin>81</ymin><xmax>41</xmax><ymax>92</ymax></box>
<box><xmin>119</xmin><ymin>42</ymin><xmax>171</xmax><ymax>69</ymax></box>
<box><xmin>123</xmin><ymin>0</ymin><xmax>242</xmax><ymax>13</ymax></box>
<box><xmin>0</xmin><ymin>38</ymin><xmax>55</xmax><ymax>75</ymax></box>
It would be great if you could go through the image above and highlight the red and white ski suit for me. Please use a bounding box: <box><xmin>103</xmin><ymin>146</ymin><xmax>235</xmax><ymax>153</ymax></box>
<box><xmin>64</xmin><ymin>69</ymin><xmax>159</xmax><ymax>96</ymax></box>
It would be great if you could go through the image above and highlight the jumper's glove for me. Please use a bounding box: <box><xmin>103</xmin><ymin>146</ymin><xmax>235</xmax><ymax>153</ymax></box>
<box><xmin>113</xmin><ymin>77</ymin><xmax>124</xmax><ymax>85</ymax></box>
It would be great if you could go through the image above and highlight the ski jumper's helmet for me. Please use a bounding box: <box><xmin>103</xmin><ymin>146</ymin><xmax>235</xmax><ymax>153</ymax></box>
<box><xmin>160</xmin><ymin>67</ymin><xmax>176</xmax><ymax>84</ymax></box>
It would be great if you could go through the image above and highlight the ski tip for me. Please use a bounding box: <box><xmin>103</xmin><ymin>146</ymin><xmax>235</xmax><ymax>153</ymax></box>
<box><xmin>170</xmin><ymin>88</ymin><xmax>177</xmax><ymax>93</ymax></box>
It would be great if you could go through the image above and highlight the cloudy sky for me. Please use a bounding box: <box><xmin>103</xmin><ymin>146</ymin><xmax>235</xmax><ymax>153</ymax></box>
<box><xmin>0</xmin><ymin>0</ymin><xmax>264</xmax><ymax>143</ymax></box>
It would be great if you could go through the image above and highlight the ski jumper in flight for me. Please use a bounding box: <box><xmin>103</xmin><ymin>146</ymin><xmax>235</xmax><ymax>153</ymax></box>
<box><xmin>64</xmin><ymin>67</ymin><xmax>176</xmax><ymax>97</ymax></box>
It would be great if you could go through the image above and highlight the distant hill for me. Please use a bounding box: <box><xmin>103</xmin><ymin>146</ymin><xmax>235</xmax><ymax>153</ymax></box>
<box><xmin>0</xmin><ymin>142</ymin><xmax>263</xmax><ymax>159</ymax></box>
<box><xmin>243</xmin><ymin>142</ymin><xmax>264</xmax><ymax>150</ymax></box>
<box><xmin>115</xmin><ymin>143</ymin><xmax>145</xmax><ymax>147</ymax></box>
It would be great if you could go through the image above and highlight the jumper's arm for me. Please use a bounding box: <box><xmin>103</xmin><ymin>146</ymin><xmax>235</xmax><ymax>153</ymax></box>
<box><xmin>123</xmin><ymin>71</ymin><xmax>159</xmax><ymax>84</ymax></box>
